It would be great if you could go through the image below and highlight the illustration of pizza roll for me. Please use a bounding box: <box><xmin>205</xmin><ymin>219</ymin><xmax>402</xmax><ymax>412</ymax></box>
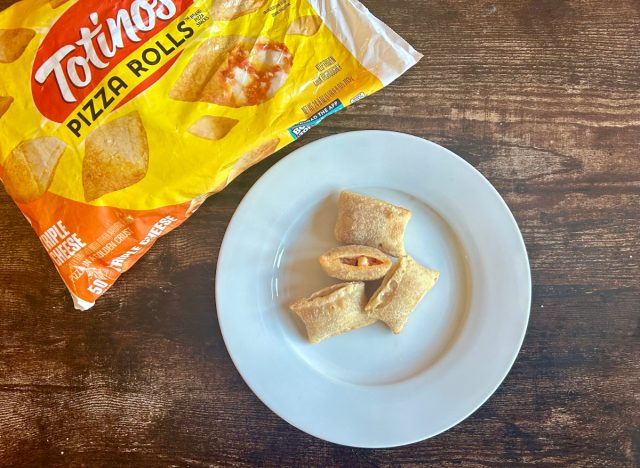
<box><xmin>335</xmin><ymin>191</ymin><xmax>412</xmax><ymax>257</ymax></box>
<box><xmin>211</xmin><ymin>0</ymin><xmax>267</xmax><ymax>20</ymax></box>
<box><xmin>170</xmin><ymin>36</ymin><xmax>293</xmax><ymax>108</ymax></box>
<box><xmin>83</xmin><ymin>111</ymin><xmax>149</xmax><ymax>201</ymax></box>
<box><xmin>287</xmin><ymin>15</ymin><xmax>322</xmax><ymax>36</ymax></box>
<box><xmin>0</xmin><ymin>96</ymin><xmax>13</xmax><ymax>119</ymax></box>
<box><xmin>49</xmin><ymin>0</ymin><xmax>70</xmax><ymax>7</ymax></box>
<box><xmin>319</xmin><ymin>245</ymin><xmax>392</xmax><ymax>281</ymax></box>
<box><xmin>188</xmin><ymin>115</ymin><xmax>238</xmax><ymax>140</ymax></box>
<box><xmin>0</xmin><ymin>28</ymin><xmax>35</xmax><ymax>63</ymax></box>
<box><xmin>2</xmin><ymin>137</ymin><xmax>66</xmax><ymax>203</ymax></box>
<box><xmin>227</xmin><ymin>138</ymin><xmax>279</xmax><ymax>182</ymax></box>
<box><xmin>365</xmin><ymin>256</ymin><xmax>439</xmax><ymax>334</ymax></box>
<box><xmin>290</xmin><ymin>282</ymin><xmax>375</xmax><ymax>344</ymax></box>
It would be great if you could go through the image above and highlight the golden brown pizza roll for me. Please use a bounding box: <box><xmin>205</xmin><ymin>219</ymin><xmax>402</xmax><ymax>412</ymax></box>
<box><xmin>2</xmin><ymin>137</ymin><xmax>66</xmax><ymax>203</ymax></box>
<box><xmin>290</xmin><ymin>282</ymin><xmax>375</xmax><ymax>344</ymax></box>
<box><xmin>83</xmin><ymin>111</ymin><xmax>149</xmax><ymax>201</ymax></box>
<box><xmin>188</xmin><ymin>115</ymin><xmax>238</xmax><ymax>140</ymax></box>
<box><xmin>365</xmin><ymin>256</ymin><xmax>439</xmax><ymax>334</ymax></box>
<box><xmin>210</xmin><ymin>0</ymin><xmax>267</xmax><ymax>20</ymax></box>
<box><xmin>227</xmin><ymin>138</ymin><xmax>279</xmax><ymax>182</ymax></box>
<box><xmin>170</xmin><ymin>36</ymin><xmax>292</xmax><ymax>108</ymax></box>
<box><xmin>335</xmin><ymin>191</ymin><xmax>411</xmax><ymax>257</ymax></box>
<box><xmin>287</xmin><ymin>15</ymin><xmax>322</xmax><ymax>36</ymax></box>
<box><xmin>0</xmin><ymin>28</ymin><xmax>35</xmax><ymax>63</ymax></box>
<box><xmin>0</xmin><ymin>96</ymin><xmax>13</xmax><ymax>119</ymax></box>
<box><xmin>319</xmin><ymin>245</ymin><xmax>392</xmax><ymax>281</ymax></box>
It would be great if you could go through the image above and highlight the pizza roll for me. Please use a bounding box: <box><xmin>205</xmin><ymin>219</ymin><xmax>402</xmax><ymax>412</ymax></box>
<box><xmin>287</xmin><ymin>15</ymin><xmax>322</xmax><ymax>36</ymax></box>
<box><xmin>0</xmin><ymin>28</ymin><xmax>35</xmax><ymax>63</ymax></box>
<box><xmin>210</xmin><ymin>0</ymin><xmax>267</xmax><ymax>20</ymax></box>
<box><xmin>170</xmin><ymin>36</ymin><xmax>292</xmax><ymax>108</ymax></box>
<box><xmin>319</xmin><ymin>245</ymin><xmax>392</xmax><ymax>281</ymax></box>
<box><xmin>365</xmin><ymin>256</ymin><xmax>439</xmax><ymax>334</ymax></box>
<box><xmin>335</xmin><ymin>191</ymin><xmax>411</xmax><ymax>257</ymax></box>
<box><xmin>188</xmin><ymin>115</ymin><xmax>238</xmax><ymax>140</ymax></box>
<box><xmin>0</xmin><ymin>96</ymin><xmax>13</xmax><ymax>119</ymax></box>
<box><xmin>2</xmin><ymin>137</ymin><xmax>66</xmax><ymax>203</ymax></box>
<box><xmin>290</xmin><ymin>282</ymin><xmax>375</xmax><ymax>344</ymax></box>
<box><xmin>83</xmin><ymin>111</ymin><xmax>149</xmax><ymax>201</ymax></box>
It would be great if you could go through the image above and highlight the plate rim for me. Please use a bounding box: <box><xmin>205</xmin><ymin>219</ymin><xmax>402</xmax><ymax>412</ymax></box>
<box><xmin>215</xmin><ymin>130</ymin><xmax>532</xmax><ymax>447</ymax></box>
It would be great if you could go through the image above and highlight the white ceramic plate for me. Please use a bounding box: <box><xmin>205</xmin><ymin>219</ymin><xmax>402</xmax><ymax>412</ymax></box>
<box><xmin>216</xmin><ymin>131</ymin><xmax>531</xmax><ymax>448</ymax></box>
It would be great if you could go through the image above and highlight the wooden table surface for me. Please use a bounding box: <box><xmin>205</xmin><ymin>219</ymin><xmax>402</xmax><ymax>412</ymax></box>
<box><xmin>1</xmin><ymin>0</ymin><xmax>639</xmax><ymax>466</ymax></box>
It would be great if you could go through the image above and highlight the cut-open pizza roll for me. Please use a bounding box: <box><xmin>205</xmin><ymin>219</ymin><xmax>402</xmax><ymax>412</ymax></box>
<box><xmin>335</xmin><ymin>191</ymin><xmax>411</xmax><ymax>257</ymax></box>
<box><xmin>365</xmin><ymin>256</ymin><xmax>439</xmax><ymax>334</ymax></box>
<box><xmin>0</xmin><ymin>28</ymin><xmax>35</xmax><ymax>63</ymax></box>
<box><xmin>2</xmin><ymin>137</ymin><xmax>66</xmax><ymax>203</ymax></box>
<box><xmin>290</xmin><ymin>282</ymin><xmax>375</xmax><ymax>343</ymax></box>
<box><xmin>170</xmin><ymin>36</ymin><xmax>293</xmax><ymax>108</ymax></box>
<box><xmin>319</xmin><ymin>245</ymin><xmax>392</xmax><ymax>281</ymax></box>
<box><xmin>83</xmin><ymin>112</ymin><xmax>149</xmax><ymax>201</ymax></box>
<box><xmin>211</xmin><ymin>0</ymin><xmax>267</xmax><ymax>20</ymax></box>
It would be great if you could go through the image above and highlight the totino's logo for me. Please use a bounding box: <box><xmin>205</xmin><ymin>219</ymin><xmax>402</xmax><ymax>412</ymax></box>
<box><xmin>31</xmin><ymin>0</ymin><xmax>193</xmax><ymax>125</ymax></box>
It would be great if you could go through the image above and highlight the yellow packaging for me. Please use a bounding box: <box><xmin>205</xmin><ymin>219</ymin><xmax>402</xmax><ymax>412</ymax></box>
<box><xmin>0</xmin><ymin>0</ymin><xmax>421</xmax><ymax>309</ymax></box>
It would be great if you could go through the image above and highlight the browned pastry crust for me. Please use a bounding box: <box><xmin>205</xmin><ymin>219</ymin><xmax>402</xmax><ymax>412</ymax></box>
<box><xmin>365</xmin><ymin>256</ymin><xmax>439</xmax><ymax>334</ymax></box>
<box><xmin>334</xmin><ymin>191</ymin><xmax>411</xmax><ymax>257</ymax></box>
<box><xmin>290</xmin><ymin>282</ymin><xmax>375</xmax><ymax>343</ymax></box>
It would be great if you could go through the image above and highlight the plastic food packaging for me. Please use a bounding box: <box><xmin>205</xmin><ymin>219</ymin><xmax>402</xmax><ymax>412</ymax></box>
<box><xmin>0</xmin><ymin>0</ymin><xmax>422</xmax><ymax>309</ymax></box>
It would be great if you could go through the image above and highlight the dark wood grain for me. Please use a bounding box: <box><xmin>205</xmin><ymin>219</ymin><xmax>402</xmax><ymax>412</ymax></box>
<box><xmin>1</xmin><ymin>0</ymin><xmax>639</xmax><ymax>466</ymax></box>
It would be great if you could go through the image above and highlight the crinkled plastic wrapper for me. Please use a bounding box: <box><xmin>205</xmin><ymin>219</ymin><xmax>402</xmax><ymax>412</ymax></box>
<box><xmin>0</xmin><ymin>0</ymin><xmax>421</xmax><ymax>309</ymax></box>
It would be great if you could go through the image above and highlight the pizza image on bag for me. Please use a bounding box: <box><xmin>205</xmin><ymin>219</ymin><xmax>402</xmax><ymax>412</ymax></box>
<box><xmin>286</xmin><ymin>15</ymin><xmax>322</xmax><ymax>36</ymax></box>
<box><xmin>0</xmin><ymin>96</ymin><xmax>12</xmax><ymax>118</ymax></box>
<box><xmin>2</xmin><ymin>137</ymin><xmax>66</xmax><ymax>203</ymax></box>
<box><xmin>210</xmin><ymin>0</ymin><xmax>267</xmax><ymax>20</ymax></box>
<box><xmin>170</xmin><ymin>36</ymin><xmax>293</xmax><ymax>108</ymax></box>
<box><xmin>188</xmin><ymin>115</ymin><xmax>239</xmax><ymax>140</ymax></box>
<box><xmin>82</xmin><ymin>112</ymin><xmax>149</xmax><ymax>201</ymax></box>
<box><xmin>0</xmin><ymin>28</ymin><xmax>35</xmax><ymax>63</ymax></box>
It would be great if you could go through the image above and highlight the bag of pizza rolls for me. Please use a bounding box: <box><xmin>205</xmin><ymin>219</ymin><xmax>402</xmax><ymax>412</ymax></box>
<box><xmin>0</xmin><ymin>0</ymin><xmax>422</xmax><ymax>310</ymax></box>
